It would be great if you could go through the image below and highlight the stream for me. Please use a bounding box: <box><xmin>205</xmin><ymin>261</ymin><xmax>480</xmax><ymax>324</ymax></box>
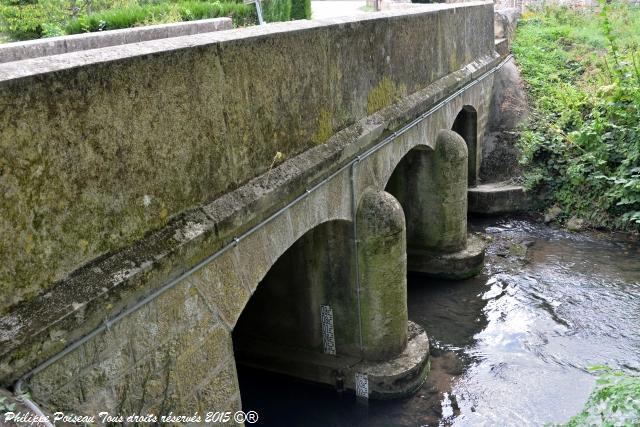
<box><xmin>237</xmin><ymin>216</ymin><xmax>640</xmax><ymax>426</ymax></box>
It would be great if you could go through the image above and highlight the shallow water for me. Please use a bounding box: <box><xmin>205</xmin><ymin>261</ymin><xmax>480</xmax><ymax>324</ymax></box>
<box><xmin>237</xmin><ymin>217</ymin><xmax>640</xmax><ymax>426</ymax></box>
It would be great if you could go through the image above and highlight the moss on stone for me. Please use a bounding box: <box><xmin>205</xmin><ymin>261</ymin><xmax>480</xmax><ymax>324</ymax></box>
<box><xmin>312</xmin><ymin>109</ymin><xmax>333</xmax><ymax>145</ymax></box>
<box><xmin>367</xmin><ymin>77</ymin><xmax>407</xmax><ymax>115</ymax></box>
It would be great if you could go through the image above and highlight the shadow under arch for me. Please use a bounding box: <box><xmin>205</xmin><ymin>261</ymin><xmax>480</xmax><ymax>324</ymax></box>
<box><xmin>451</xmin><ymin>105</ymin><xmax>478</xmax><ymax>187</ymax></box>
<box><xmin>232</xmin><ymin>218</ymin><xmax>359</xmax><ymax>369</ymax></box>
<box><xmin>384</xmin><ymin>144</ymin><xmax>433</xmax><ymax>253</ymax></box>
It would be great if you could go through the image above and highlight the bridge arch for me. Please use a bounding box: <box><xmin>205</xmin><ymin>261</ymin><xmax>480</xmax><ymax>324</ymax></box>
<box><xmin>233</xmin><ymin>218</ymin><xmax>360</xmax><ymax>358</ymax></box>
<box><xmin>451</xmin><ymin>105</ymin><xmax>478</xmax><ymax>187</ymax></box>
<box><xmin>231</xmin><ymin>187</ymin><xmax>415</xmax><ymax>398</ymax></box>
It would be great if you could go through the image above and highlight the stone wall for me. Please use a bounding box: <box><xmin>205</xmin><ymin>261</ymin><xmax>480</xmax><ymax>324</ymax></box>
<box><xmin>0</xmin><ymin>18</ymin><xmax>232</xmax><ymax>63</ymax></box>
<box><xmin>0</xmin><ymin>2</ymin><xmax>495</xmax><ymax>315</ymax></box>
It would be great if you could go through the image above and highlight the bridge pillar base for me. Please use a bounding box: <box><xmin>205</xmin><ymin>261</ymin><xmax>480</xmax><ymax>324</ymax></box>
<box><xmin>234</xmin><ymin>321</ymin><xmax>429</xmax><ymax>400</ymax></box>
<box><xmin>408</xmin><ymin>233</ymin><xmax>486</xmax><ymax>280</ymax></box>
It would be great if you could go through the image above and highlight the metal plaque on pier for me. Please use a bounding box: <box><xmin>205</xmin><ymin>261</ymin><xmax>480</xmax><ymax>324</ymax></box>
<box><xmin>320</xmin><ymin>305</ymin><xmax>336</xmax><ymax>355</ymax></box>
<box><xmin>355</xmin><ymin>372</ymin><xmax>369</xmax><ymax>399</ymax></box>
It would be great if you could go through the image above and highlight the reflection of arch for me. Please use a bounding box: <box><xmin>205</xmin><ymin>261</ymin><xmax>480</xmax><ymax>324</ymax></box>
<box><xmin>451</xmin><ymin>105</ymin><xmax>478</xmax><ymax>187</ymax></box>
<box><xmin>233</xmin><ymin>219</ymin><xmax>358</xmax><ymax>355</ymax></box>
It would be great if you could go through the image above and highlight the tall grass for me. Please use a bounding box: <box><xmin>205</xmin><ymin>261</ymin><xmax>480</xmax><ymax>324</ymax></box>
<box><xmin>513</xmin><ymin>3</ymin><xmax>640</xmax><ymax>230</ymax></box>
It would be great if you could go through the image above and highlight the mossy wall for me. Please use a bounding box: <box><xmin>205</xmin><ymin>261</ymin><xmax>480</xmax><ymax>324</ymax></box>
<box><xmin>0</xmin><ymin>3</ymin><xmax>495</xmax><ymax>314</ymax></box>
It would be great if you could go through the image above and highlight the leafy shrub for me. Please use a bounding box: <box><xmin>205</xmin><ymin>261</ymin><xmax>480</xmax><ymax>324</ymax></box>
<box><xmin>560</xmin><ymin>367</ymin><xmax>640</xmax><ymax>426</ymax></box>
<box><xmin>262</xmin><ymin>0</ymin><xmax>290</xmax><ymax>23</ymax></box>
<box><xmin>290</xmin><ymin>0</ymin><xmax>310</xmax><ymax>20</ymax></box>
<box><xmin>64</xmin><ymin>2</ymin><xmax>256</xmax><ymax>34</ymax></box>
<box><xmin>513</xmin><ymin>3</ymin><xmax>640</xmax><ymax>230</ymax></box>
<box><xmin>0</xmin><ymin>0</ymin><xmax>263</xmax><ymax>41</ymax></box>
<box><xmin>0</xmin><ymin>0</ymin><xmax>70</xmax><ymax>40</ymax></box>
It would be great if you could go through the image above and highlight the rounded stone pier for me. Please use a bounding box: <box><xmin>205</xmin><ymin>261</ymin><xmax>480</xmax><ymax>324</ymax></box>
<box><xmin>412</xmin><ymin>129</ymin><xmax>485</xmax><ymax>279</ymax></box>
<box><xmin>387</xmin><ymin>129</ymin><xmax>486</xmax><ymax>280</ymax></box>
<box><xmin>356</xmin><ymin>189</ymin><xmax>408</xmax><ymax>361</ymax></box>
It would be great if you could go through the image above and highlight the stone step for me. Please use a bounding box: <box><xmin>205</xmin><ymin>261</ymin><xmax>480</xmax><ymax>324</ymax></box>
<box><xmin>468</xmin><ymin>182</ymin><xmax>533</xmax><ymax>215</ymax></box>
<box><xmin>495</xmin><ymin>38</ymin><xmax>509</xmax><ymax>56</ymax></box>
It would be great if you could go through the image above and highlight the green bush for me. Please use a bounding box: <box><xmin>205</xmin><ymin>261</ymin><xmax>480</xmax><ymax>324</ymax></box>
<box><xmin>0</xmin><ymin>0</ymin><xmax>71</xmax><ymax>40</ymax></box>
<box><xmin>262</xmin><ymin>0</ymin><xmax>290</xmax><ymax>23</ymax></box>
<box><xmin>0</xmin><ymin>0</ymin><xmax>265</xmax><ymax>41</ymax></box>
<box><xmin>290</xmin><ymin>0</ymin><xmax>310</xmax><ymax>20</ymax></box>
<box><xmin>559</xmin><ymin>367</ymin><xmax>640</xmax><ymax>426</ymax></box>
<box><xmin>64</xmin><ymin>2</ymin><xmax>256</xmax><ymax>34</ymax></box>
<box><xmin>513</xmin><ymin>3</ymin><xmax>640</xmax><ymax>230</ymax></box>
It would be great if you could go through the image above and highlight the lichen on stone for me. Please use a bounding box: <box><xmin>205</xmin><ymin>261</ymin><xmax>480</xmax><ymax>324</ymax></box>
<box><xmin>367</xmin><ymin>77</ymin><xmax>407</xmax><ymax>115</ymax></box>
<box><xmin>313</xmin><ymin>109</ymin><xmax>334</xmax><ymax>145</ymax></box>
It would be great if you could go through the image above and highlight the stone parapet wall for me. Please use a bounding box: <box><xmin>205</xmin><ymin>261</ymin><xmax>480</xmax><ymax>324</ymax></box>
<box><xmin>0</xmin><ymin>2</ymin><xmax>495</xmax><ymax>315</ymax></box>
<box><xmin>0</xmin><ymin>18</ymin><xmax>232</xmax><ymax>63</ymax></box>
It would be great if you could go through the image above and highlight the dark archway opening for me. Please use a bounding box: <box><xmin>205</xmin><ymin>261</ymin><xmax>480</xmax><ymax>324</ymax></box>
<box><xmin>451</xmin><ymin>106</ymin><xmax>478</xmax><ymax>187</ymax></box>
<box><xmin>233</xmin><ymin>220</ymin><xmax>360</xmax><ymax>424</ymax></box>
<box><xmin>384</xmin><ymin>146</ymin><xmax>433</xmax><ymax>254</ymax></box>
<box><xmin>233</xmin><ymin>220</ymin><xmax>356</xmax><ymax>359</ymax></box>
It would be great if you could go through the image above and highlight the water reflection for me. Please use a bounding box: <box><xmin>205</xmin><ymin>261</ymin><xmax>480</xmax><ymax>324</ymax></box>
<box><xmin>237</xmin><ymin>217</ymin><xmax>640</xmax><ymax>426</ymax></box>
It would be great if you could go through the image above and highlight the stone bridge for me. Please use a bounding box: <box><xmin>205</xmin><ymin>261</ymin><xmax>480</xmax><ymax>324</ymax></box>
<box><xmin>0</xmin><ymin>1</ymin><xmax>509</xmax><ymax>420</ymax></box>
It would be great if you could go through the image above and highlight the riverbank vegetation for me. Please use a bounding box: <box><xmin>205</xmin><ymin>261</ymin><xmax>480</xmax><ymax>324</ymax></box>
<box><xmin>0</xmin><ymin>0</ymin><xmax>311</xmax><ymax>41</ymax></box>
<box><xmin>562</xmin><ymin>367</ymin><xmax>640</xmax><ymax>426</ymax></box>
<box><xmin>513</xmin><ymin>2</ymin><xmax>640</xmax><ymax>231</ymax></box>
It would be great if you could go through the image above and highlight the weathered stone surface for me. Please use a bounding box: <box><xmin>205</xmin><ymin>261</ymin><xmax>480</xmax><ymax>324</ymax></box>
<box><xmin>427</xmin><ymin>130</ymin><xmax>469</xmax><ymax>253</ymax></box>
<box><xmin>27</xmin><ymin>279</ymin><xmax>237</xmax><ymax>417</ymax></box>
<box><xmin>1</xmin><ymin>11</ymin><xmax>498</xmax><ymax>389</ymax></box>
<box><xmin>0</xmin><ymin>3</ymin><xmax>502</xmax><ymax>418</ymax></box>
<box><xmin>468</xmin><ymin>181</ymin><xmax>533</xmax><ymax>214</ymax></box>
<box><xmin>361</xmin><ymin>321</ymin><xmax>430</xmax><ymax>399</ymax></box>
<box><xmin>452</xmin><ymin>106</ymin><xmax>479</xmax><ymax>186</ymax></box>
<box><xmin>0</xmin><ymin>18</ymin><xmax>233</xmax><ymax>63</ymax></box>
<box><xmin>357</xmin><ymin>189</ymin><xmax>408</xmax><ymax>361</ymax></box>
<box><xmin>495</xmin><ymin>38</ymin><xmax>509</xmax><ymax>57</ymax></box>
<box><xmin>481</xmin><ymin>58</ymin><xmax>529</xmax><ymax>184</ymax></box>
<box><xmin>0</xmin><ymin>387</ymin><xmax>63</xmax><ymax>427</ymax></box>
<box><xmin>234</xmin><ymin>220</ymin><xmax>357</xmax><ymax>355</ymax></box>
<box><xmin>386</xmin><ymin>129</ymin><xmax>470</xmax><ymax>256</ymax></box>
<box><xmin>235</xmin><ymin>321</ymin><xmax>429</xmax><ymax>399</ymax></box>
<box><xmin>192</xmin><ymin>358</ymin><xmax>242</xmax><ymax>415</ymax></box>
<box><xmin>408</xmin><ymin>233</ymin><xmax>486</xmax><ymax>280</ymax></box>
<box><xmin>545</xmin><ymin>206</ymin><xmax>563</xmax><ymax>223</ymax></box>
<box><xmin>566</xmin><ymin>216</ymin><xmax>588</xmax><ymax>232</ymax></box>
<box><xmin>494</xmin><ymin>8</ymin><xmax>520</xmax><ymax>45</ymax></box>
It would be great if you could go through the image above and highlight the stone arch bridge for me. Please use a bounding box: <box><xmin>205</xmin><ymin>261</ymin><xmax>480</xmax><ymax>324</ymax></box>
<box><xmin>0</xmin><ymin>1</ymin><xmax>511</xmax><ymax>419</ymax></box>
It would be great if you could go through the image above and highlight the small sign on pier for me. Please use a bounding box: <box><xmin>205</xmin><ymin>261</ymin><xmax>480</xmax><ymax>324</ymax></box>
<box><xmin>320</xmin><ymin>305</ymin><xmax>337</xmax><ymax>355</ymax></box>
